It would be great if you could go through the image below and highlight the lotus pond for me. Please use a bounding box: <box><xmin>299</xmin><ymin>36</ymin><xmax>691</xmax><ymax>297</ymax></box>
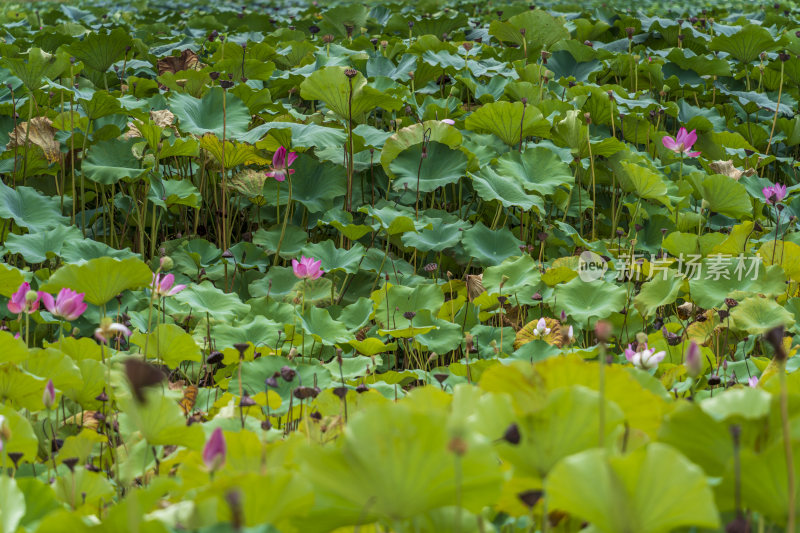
<box><xmin>3</xmin><ymin>0</ymin><xmax>800</xmax><ymax>532</ymax></box>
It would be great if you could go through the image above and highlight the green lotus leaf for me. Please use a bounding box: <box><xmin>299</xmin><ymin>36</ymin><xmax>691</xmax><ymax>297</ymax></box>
<box><xmin>701</xmin><ymin>174</ymin><xmax>752</xmax><ymax>219</ymax></box>
<box><xmin>296</xmin><ymin>306</ymin><xmax>352</xmax><ymax>346</ymax></box>
<box><xmin>389</xmin><ymin>141</ymin><xmax>467</xmax><ymax>193</ymax></box>
<box><xmin>53</xmin><ymin>468</ymin><xmax>115</xmax><ymax>510</ymax></box>
<box><xmin>301</xmin><ymin>240</ymin><xmax>364</xmax><ymax>275</ymax></box>
<box><xmin>26</xmin><ymin>348</ymin><xmax>83</xmax><ymax>393</ymax></box>
<box><xmin>620</xmin><ymin>161</ymin><xmax>668</xmax><ymax>201</ymax></box>
<box><xmin>234</xmin><ymin>357</ymin><xmax>332</xmax><ymax>414</ymax></box>
<box><xmin>499</xmin><ymin>386</ymin><xmax>624</xmax><ymax>477</ymax></box>
<box><xmin>482</xmin><ymin>254</ymin><xmax>542</xmax><ymax>300</ymax></box>
<box><xmin>464</xmin><ymin>101</ymin><xmax>550</xmax><ymax>147</ymax></box>
<box><xmin>3</xmin><ymin>225</ymin><xmax>82</xmax><ymax>264</ymax></box>
<box><xmin>0</xmin><ymin>475</ymin><xmax>25</xmax><ymax>533</ymax></box>
<box><xmin>299</xmin><ymin>66</ymin><xmax>402</xmax><ymax>122</ymax></box>
<box><xmin>633</xmin><ymin>269</ymin><xmax>682</xmax><ymax>319</ymax></box>
<box><xmin>699</xmin><ymin>387</ymin><xmax>772</xmax><ymax>422</ymax></box>
<box><xmin>688</xmin><ymin>262</ymin><xmax>786</xmax><ymax>309</ymax></box>
<box><xmin>401</xmin><ymin>220</ymin><xmax>465</xmax><ymax>252</ymax></box>
<box><xmin>78</xmin><ymin>90</ymin><xmax>123</xmax><ymax>120</ymax></box>
<box><xmin>118</xmin><ymin>388</ymin><xmax>204</xmax><ymax>449</ymax></box>
<box><xmin>494</xmin><ymin>146</ymin><xmax>574</xmax><ymax>197</ymax></box>
<box><xmin>283</xmin><ymin>156</ymin><xmax>346</xmax><ymax>213</ymax></box>
<box><xmin>0</xmin><ymin>181</ymin><xmax>69</xmax><ymax>232</ymax></box>
<box><xmin>148</xmin><ymin>176</ymin><xmax>201</xmax><ymax>210</ymax></box>
<box><xmin>758</xmin><ymin>240</ymin><xmax>800</xmax><ymax>281</ymax></box>
<box><xmin>709</xmin><ymin>24</ymin><xmax>783</xmax><ymax>64</ymax></box>
<box><xmin>253</xmin><ymin>226</ymin><xmax>308</xmax><ymax>259</ymax></box>
<box><xmin>489</xmin><ymin>9</ymin><xmax>569</xmax><ymax>50</ymax></box>
<box><xmin>471</xmin><ymin>167</ymin><xmax>544</xmax><ymax>211</ymax></box>
<box><xmin>82</xmin><ymin>138</ymin><xmax>148</xmax><ymax>185</ymax></box>
<box><xmin>657</xmin><ymin>402</ymin><xmax>733</xmax><ymax>476</ymax></box>
<box><xmin>297</xmin><ymin>400</ymin><xmax>503</xmax><ymax>531</ymax></box>
<box><xmin>381</xmin><ymin>121</ymin><xmax>464</xmax><ymax>178</ymax></box>
<box><xmin>461</xmin><ymin>223</ymin><xmax>524</xmax><ymax>267</ymax></box>
<box><xmin>0</xmin><ymin>263</ymin><xmax>25</xmax><ymax>298</ymax></box>
<box><xmin>0</xmin><ymin>403</ymin><xmax>38</xmax><ymax>466</ymax></box>
<box><xmin>740</xmin><ymin>441</ymin><xmax>800</xmax><ymax>527</ymax></box>
<box><xmin>14</xmin><ymin>477</ymin><xmax>60</xmax><ymax>531</ymax></box>
<box><xmin>174</xmin><ymin>281</ymin><xmax>251</xmax><ymax>323</ymax></box>
<box><xmin>66</xmin><ymin>28</ymin><xmax>132</xmax><ymax>75</ymax></box>
<box><xmin>5</xmin><ymin>48</ymin><xmax>69</xmax><ymax>91</ymax></box>
<box><xmin>546</xmin><ymin>443</ymin><xmax>720</xmax><ymax>533</ymax></box>
<box><xmin>553</xmin><ymin>276</ymin><xmax>627</xmax><ymax>325</ymax></box>
<box><xmin>0</xmin><ymin>331</ymin><xmax>29</xmax><ymax>365</ymax></box>
<box><xmin>170</xmin><ymin>88</ymin><xmax>251</xmax><ymax>139</ymax></box>
<box><xmin>729</xmin><ymin>296</ymin><xmax>795</xmax><ymax>335</ymax></box>
<box><xmin>130</xmin><ymin>324</ymin><xmax>202</xmax><ymax>368</ymax></box>
<box><xmin>41</xmin><ymin>257</ymin><xmax>153</xmax><ymax>307</ymax></box>
<box><xmin>0</xmin><ymin>365</ymin><xmax>46</xmax><ymax>410</ymax></box>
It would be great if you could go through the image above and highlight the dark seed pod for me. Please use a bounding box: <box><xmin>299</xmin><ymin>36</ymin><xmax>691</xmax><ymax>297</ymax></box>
<box><xmin>518</xmin><ymin>490</ymin><xmax>543</xmax><ymax>509</ymax></box>
<box><xmin>62</xmin><ymin>457</ymin><xmax>79</xmax><ymax>472</ymax></box>
<box><xmin>280</xmin><ymin>366</ymin><xmax>296</xmax><ymax>382</ymax></box>
<box><xmin>503</xmin><ymin>423</ymin><xmax>521</xmax><ymax>445</ymax></box>
<box><xmin>708</xmin><ymin>375</ymin><xmax>722</xmax><ymax>386</ymax></box>
<box><xmin>356</xmin><ymin>383</ymin><xmax>369</xmax><ymax>393</ymax></box>
<box><xmin>207</xmin><ymin>351</ymin><xmax>224</xmax><ymax>365</ymax></box>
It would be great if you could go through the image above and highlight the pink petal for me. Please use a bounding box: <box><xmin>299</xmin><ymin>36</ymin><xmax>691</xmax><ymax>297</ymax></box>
<box><xmin>39</xmin><ymin>292</ymin><xmax>56</xmax><ymax>314</ymax></box>
<box><xmin>683</xmin><ymin>129</ymin><xmax>697</xmax><ymax>148</ymax></box>
<box><xmin>661</xmin><ymin>136</ymin><xmax>679</xmax><ymax>151</ymax></box>
<box><xmin>286</xmin><ymin>151</ymin><xmax>298</xmax><ymax>167</ymax></box>
<box><xmin>686</xmin><ymin>150</ymin><xmax>701</xmax><ymax>157</ymax></box>
<box><xmin>273</xmin><ymin>146</ymin><xmax>286</xmax><ymax>169</ymax></box>
<box><xmin>168</xmin><ymin>284</ymin><xmax>187</xmax><ymax>296</ymax></box>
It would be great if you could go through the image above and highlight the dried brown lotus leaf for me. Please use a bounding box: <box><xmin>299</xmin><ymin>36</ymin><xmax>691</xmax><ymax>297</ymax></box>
<box><xmin>7</xmin><ymin>117</ymin><xmax>60</xmax><ymax>163</ymax></box>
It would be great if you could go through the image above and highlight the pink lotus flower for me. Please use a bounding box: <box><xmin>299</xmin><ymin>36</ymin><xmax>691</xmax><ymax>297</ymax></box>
<box><xmin>7</xmin><ymin>282</ymin><xmax>40</xmax><ymax>315</ymax></box>
<box><xmin>624</xmin><ymin>343</ymin><xmax>666</xmax><ymax>371</ymax></box>
<box><xmin>203</xmin><ymin>427</ymin><xmax>226</xmax><ymax>471</ymax></box>
<box><xmin>265</xmin><ymin>146</ymin><xmax>297</xmax><ymax>182</ymax></box>
<box><xmin>39</xmin><ymin>288</ymin><xmax>87</xmax><ymax>321</ymax></box>
<box><xmin>441</xmin><ymin>118</ymin><xmax>455</xmax><ymax>125</ymax></box>
<box><xmin>292</xmin><ymin>256</ymin><xmax>323</xmax><ymax>280</ymax></box>
<box><xmin>151</xmin><ymin>273</ymin><xmax>187</xmax><ymax>297</ymax></box>
<box><xmin>763</xmin><ymin>183</ymin><xmax>787</xmax><ymax>205</ymax></box>
<box><xmin>662</xmin><ymin>127</ymin><xmax>701</xmax><ymax>157</ymax></box>
<box><xmin>94</xmin><ymin>317</ymin><xmax>132</xmax><ymax>344</ymax></box>
<box><xmin>748</xmin><ymin>376</ymin><xmax>759</xmax><ymax>388</ymax></box>
<box><xmin>43</xmin><ymin>379</ymin><xmax>56</xmax><ymax>409</ymax></box>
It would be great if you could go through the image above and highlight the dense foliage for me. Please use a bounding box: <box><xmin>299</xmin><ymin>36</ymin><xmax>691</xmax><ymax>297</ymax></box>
<box><xmin>1</xmin><ymin>1</ymin><xmax>800</xmax><ymax>532</ymax></box>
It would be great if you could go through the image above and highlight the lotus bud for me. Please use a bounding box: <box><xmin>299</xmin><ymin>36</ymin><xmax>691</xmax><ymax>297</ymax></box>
<box><xmin>159</xmin><ymin>256</ymin><xmax>174</xmax><ymax>271</ymax></box>
<box><xmin>203</xmin><ymin>427</ymin><xmax>226</xmax><ymax>471</ymax></box>
<box><xmin>43</xmin><ymin>379</ymin><xmax>56</xmax><ymax>409</ymax></box>
<box><xmin>594</xmin><ymin>320</ymin><xmax>612</xmax><ymax>342</ymax></box>
<box><xmin>685</xmin><ymin>342</ymin><xmax>702</xmax><ymax>378</ymax></box>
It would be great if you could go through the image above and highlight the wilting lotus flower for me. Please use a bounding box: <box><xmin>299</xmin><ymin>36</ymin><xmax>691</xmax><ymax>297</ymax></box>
<box><xmin>151</xmin><ymin>273</ymin><xmax>187</xmax><ymax>297</ymax></box>
<box><xmin>39</xmin><ymin>288</ymin><xmax>87</xmax><ymax>321</ymax></box>
<box><xmin>292</xmin><ymin>256</ymin><xmax>323</xmax><ymax>280</ymax></box>
<box><xmin>203</xmin><ymin>427</ymin><xmax>226</xmax><ymax>471</ymax></box>
<box><xmin>265</xmin><ymin>146</ymin><xmax>298</xmax><ymax>182</ymax></box>
<box><xmin>684</xmin><ymin>341</ymin><xmax>702</xmax><ymax>378</ymax></box>
<box><xmin>748</xmin><ymin>376</ymin><xmax>759</xmax><ymax>388</ymax></box>
<box><xmin>531</xmin><ymin>317</ymin><xmax>551</xmax><ymax>337</ymax></box>
<box><xmin>662</xmin><ymin>127</ymin><xmax>701</xmax><ymax>157</ymax></box>
<box><xmin>43</xmin><ymin>379</ymin><xmax>56</xmax><ymax>409</ymax></box>
<box><xmin>95</xmin><ymin>317</ymin><xmax>132</xmax><ymax>344</ymax></box>
<box><xmin>624</xmin><ymin>343</ymin><xmax>666</xmax><ymax>370</ymax></box>
<box><xmin>763</xmin><ymin>183</ymin><xmax>787</xmax><ymax>205</ymax></box>
<box><xmin>7</xmin><ymin>282</ymin><xmax>40</xmax><ymax>315</ymax></box>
